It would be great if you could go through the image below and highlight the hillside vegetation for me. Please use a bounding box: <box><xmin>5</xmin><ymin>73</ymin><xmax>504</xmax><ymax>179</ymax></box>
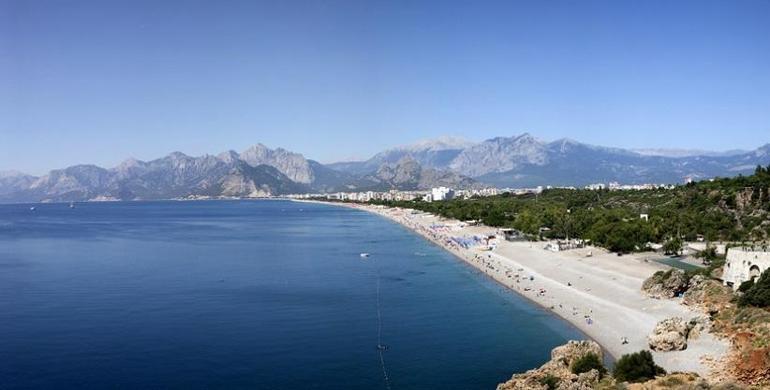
<box><xmin>372</xmin><ymin>165</ymin><xmax>770</xmax><ymax>252</ymax></box>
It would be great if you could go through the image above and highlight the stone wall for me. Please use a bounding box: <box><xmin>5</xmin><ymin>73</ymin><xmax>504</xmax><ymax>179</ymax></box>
<box><xmin>722</xmin><ymin>247</ymin><xmax>770</xmax><ymax>289</ymax></box>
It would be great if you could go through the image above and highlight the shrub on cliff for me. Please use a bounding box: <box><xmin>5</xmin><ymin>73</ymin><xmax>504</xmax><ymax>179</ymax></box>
<box><xmin>739</xmin><ymin>268</ymin><xmax>770</xmax><ymax>308</ymax></box>
<box><xmin>537</xmin><ymin>374</ymin><xmax>560</xmax><ymax>390</ymax></box>
<box><xmin>612</xmin><ymin>350</ymin><xmax>666</xmax><ymax>383</ymax></box>
<box><xmin>738</xmin><ymin>279</ymin><xmax>755</xmax><ymax>293</ymax></box>
<box><xmin>571</xmin><ymin>352</ymin><xmax>606</xmax><ymax>377</ymax></box>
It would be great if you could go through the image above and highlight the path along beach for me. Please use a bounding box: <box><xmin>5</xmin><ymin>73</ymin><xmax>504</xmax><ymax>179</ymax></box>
<box><xmin>303</xmin><ymin>200</ymin><xmax>730</xmax><ymax>378</ymax></box>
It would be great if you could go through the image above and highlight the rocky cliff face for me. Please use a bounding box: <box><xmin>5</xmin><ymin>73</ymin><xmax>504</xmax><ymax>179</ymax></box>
<box><xmin>497</xmin><ymin>340</ymin><xmax>604</xmax><ymax>390</ymax></box>
<box><xmin>216</xmin><ymin>163</ymin><xmax>307</xmax><ymax>197</ymax></box>
<box><xmin>239</xmin><ymin>144</ymin><xmax>314</xmax><ymax>184</ymax></box>
<box><xmin>365</xmin><ymin>156</ymin><xmax>476</xmax><ymax>191</ymax></box>
<box><xmin>450</xmin><ymin>133</ymin><xmax>548</xmax><ymax>177</ymax></box>
<box><xmin>24</xmin><ymin>165</ymin><xmax>113</xmax><ymax>201</ymax></box>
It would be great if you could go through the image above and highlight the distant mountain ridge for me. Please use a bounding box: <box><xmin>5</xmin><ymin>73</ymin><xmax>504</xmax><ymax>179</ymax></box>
<box><xmin>0</xmin><ymin>143</ymin><xmax>474</xmax><ymax>203</ymax></box>
<box><xmin>0</xmin><ymin>152</ymin><xmax>309</xmax><ymax>203</ymax></box>
<box><xmin>631</xmin><ymin>148</ymin><xmax>750</xmax><ymax>158</ymax></box>
<box><xmin>326</xmin><ymin>136</ymin><xmax>473</xmax><ymax>175</ymax></box>
<box><xmin>332</xmin><ymin>134</ymin><xmax>770</xmax><ymax>188</ymax></box>
<box><xmin>2</xmin><ymin>135</ymin><xmax>769</xmax><ymax>203</ymax></box>
<box><xmin>364</xmin><ymin>156</ymin><xmax>476</xmax><ymax>191</ymax></box>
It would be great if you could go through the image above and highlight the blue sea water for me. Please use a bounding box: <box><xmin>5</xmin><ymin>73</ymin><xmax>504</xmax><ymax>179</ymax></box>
<box><xmin>0</xmin><ymin>200</ymin><xmax>585</xmax><ymax>389</ymax></box>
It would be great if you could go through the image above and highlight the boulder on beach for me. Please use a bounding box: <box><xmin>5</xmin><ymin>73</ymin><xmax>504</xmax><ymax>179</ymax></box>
<box><xmin>648</xmin><ymin>317</ymin><xmax>689</xmax><ymax>351</ymax></box>
<box><xmin>681</xmin><ymin>274</ymin><xmax>707</xmax><ymax>305</ymax></box>
<box><xmin>686</xmin><ymin>316</ymin><xmax>710</xmax><ymax>341</ymax></box>
<box><xmin>642</xmin><ymin>269</ymin><xmax>690</xmax><ymax>299</ymax></box>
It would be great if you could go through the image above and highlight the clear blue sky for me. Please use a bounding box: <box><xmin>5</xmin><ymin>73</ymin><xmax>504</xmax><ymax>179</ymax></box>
<box><xmin>1</xmin><ymin>0</ymin><xmax>769</xmax><ymax>174</ymax></box>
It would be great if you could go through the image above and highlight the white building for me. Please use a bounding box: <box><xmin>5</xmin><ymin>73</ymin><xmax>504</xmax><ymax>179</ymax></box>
<box><xmin>722</xmin><ymin>247</ymin><xmax>770</xmax><ymax>289</ymax></box>
<box><xmin>430</xmin><ymin>187</ymin><xmax>455</xmax><ymax>202</ymax></box>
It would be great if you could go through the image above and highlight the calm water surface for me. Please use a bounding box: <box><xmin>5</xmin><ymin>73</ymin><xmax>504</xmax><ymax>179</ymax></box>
<box><xmin>0</xmin><ymin>200</ymin><xmax>585</xmax><ymax>389</ymax></box>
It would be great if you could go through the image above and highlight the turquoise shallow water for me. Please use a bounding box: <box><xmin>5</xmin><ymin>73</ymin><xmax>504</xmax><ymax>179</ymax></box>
<box><xmin>0</xmin><ymin>200</ymin><xmax>585</xmax><ymax>389</ymax></box>
<box><xmin>655</xmin><ymin>257</ymin><xmax>703</xmax><ymax>271</ymax></box>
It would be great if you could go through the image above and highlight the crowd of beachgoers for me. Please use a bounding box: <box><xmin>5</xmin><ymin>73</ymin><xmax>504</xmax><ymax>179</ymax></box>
<box><xmin>373</xmin><ymin>207</ymin><xmax>604</xmax><ymax>328</ymax></box>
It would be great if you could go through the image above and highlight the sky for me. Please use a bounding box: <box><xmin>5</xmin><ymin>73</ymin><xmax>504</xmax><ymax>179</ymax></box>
<box><xmin>1</xmin><ymin>0</ymin><xmax>769</xmax><ymax>175</ymax></box>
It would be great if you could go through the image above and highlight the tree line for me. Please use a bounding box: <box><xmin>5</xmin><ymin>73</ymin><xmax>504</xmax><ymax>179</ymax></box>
<box><xmin>370</xmin><ymin>165</ymin><xmax>770</xmax><ymax>253</ymax></box>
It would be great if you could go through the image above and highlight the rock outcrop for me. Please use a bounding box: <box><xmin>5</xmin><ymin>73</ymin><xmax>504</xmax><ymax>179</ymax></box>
<box><xmin>648</xmin><ymin>316</ymin><xmax>709</xmax><ymax>351</ymax></box>
<box><xmin>648</xmin><ymin>317</ymin><xmax>690</xmax><ymax>351</ymax></box>
<box><xmin>239</xmin><ymin>144</ymin><xmax>314</xmax><ymax>184</ymax></box>
<box><xmin>681</xmin><ymin>276</ymin><xmax>733</xmax><ymax>317</ymax></box>
<box><xmin>681</xmin><ymin>275</ymin><xmax>707</xmax><ymax>305</ymax></box>
<box><xmin>366</xmin><ymin>156</ymin><xmax>476</xmax><ymax>191</ymax></box>
<box><xmin>625</xmin><ymin>372</ymin><xmax>741</xmax><ymax>389</ymax></box>
<box><xmin>497</xmin><ymin>340</ymin><xmax>603</xmax><ymax>390</ymax></box>
<box><xmin>686</xmin><ymin>316</ymin><xmax>710</xmax><ymax>341</ymax></box>
<box><xmin>642</xmin><ymin>269</ymin><xmax>690</xmax><ymax>299</ymax></box>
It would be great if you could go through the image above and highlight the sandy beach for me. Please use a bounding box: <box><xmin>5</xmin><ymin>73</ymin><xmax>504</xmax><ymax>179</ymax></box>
<box><xmin>303</xmin><ymin>200</ymin><xmax>730</xmax><ymax>378</ymax></box>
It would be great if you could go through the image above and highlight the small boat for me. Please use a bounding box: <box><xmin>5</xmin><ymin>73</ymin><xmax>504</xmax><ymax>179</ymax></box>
<box><xmin>69</xmin><ymin>202</ymin><xmax>75</xmax><ymax>209</ymax></box>
<box><xmin>360</xmin><ymin>253</ymin><xmax>370</xmax><ymax>258</ymax></box>
<box><xmin>29</xmin><ymin>206</ymin><xmax>36</xmax><ymax>211</ymax></box>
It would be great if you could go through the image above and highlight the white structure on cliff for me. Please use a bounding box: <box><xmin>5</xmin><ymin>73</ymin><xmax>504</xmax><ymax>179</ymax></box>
<box><xmin>722</xmin><ymin>246</ymin><xmax>770</xmax><ymax>289</ymax></box>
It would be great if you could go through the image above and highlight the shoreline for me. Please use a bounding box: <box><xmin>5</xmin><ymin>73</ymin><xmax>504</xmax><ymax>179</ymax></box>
<box><xmin>297</xmin><ymin>199</ymin><xmax>729</xmax><ymax>378</ymax></box>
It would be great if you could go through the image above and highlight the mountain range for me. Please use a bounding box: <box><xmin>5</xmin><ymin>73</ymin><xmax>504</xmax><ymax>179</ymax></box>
<box><xmin>331</xmin><ymin>134</ymin><xmax>770</xmax><ymax>188</ymax></box>
<box><xmin>1</xmin><ymin>134</ymin><xmax>769</xmax><ymax>203</ymax></box>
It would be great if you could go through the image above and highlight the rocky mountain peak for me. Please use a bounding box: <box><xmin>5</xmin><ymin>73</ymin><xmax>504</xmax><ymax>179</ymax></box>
<box><xmin>116</xmin><ymin>157</ymin><xmax>146</xmax><ymax>170</ymax></box>
<box><xmin>217</xmin><ymin>150</ymin><xmax>240</xmax><ymax>164</ymax></box>
<box><xmin>241</xmin><ymin>143</ymin><xmax>269</xmax><ymax>155</ymax></box>
<box><xmin>239</xmin><ymin>143</ymin><xmax>314</xmax><ymax>184</ymax></box>
<box><xmin>514</xmin><ymin>132</ymin><xmax>535</xmax><ymax>141</ymax></box>
<box><xmin>369</xmin><ymin>156</ymin><xmax>474</xmax><ymax>191</ymax></box>
<box><xmin>449</xmin><ymin>133</ymin><xmax>548</xmax><ymax>177</ymax></box>
<box><xmin>167</xmin><ymin>151</ymin><xmax>191</xmax><ymax>161</ymax></box>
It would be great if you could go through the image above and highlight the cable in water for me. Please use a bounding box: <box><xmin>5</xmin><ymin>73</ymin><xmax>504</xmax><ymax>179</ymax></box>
<box><xmin>375</xmin><ymin>259</ymin><xmax>392</xmax><ymax>390</ymax></box>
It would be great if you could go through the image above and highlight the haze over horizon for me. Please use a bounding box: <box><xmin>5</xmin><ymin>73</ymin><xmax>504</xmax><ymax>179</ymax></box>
<box><xmin>2</xmin><ymin>0</ymin><xmax>769</xmax><ymax>175</ymax></box>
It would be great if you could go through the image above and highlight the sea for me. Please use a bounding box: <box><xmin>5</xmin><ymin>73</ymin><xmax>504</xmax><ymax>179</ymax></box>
<box><xmin>0</xmin><ymin>200</ymin><xmax>586</xmax><ymax>389</ymax></box>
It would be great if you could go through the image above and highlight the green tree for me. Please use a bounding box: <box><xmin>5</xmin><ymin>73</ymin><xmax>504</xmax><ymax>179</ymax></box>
<box><xmin>663</xmin><ymin>237</ymin><xmax>683</xmax><ymax>256</ymax></box>
<box><xmin>538</xmin><ymin>374</ymin><xmax>560</xmax><ymax>390</ymax></box>
<box><xmin>738</xmin><ymin>279</ymin><xmax>755</xmax><ymax>293</ymax></box>
<box><xmin>571</xmin><ymin>352</ymin><xmax>607</xmax><ymax>377</ymax></box>
<box><xmin>739</xmin><ymin>268</ymin><xmax>770</xmax><ymax>307</ymax></box>
<box><xmin>613</xmin><ymin>350</ymin><xmax>666</xmax><ymax>383</ymax></box>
